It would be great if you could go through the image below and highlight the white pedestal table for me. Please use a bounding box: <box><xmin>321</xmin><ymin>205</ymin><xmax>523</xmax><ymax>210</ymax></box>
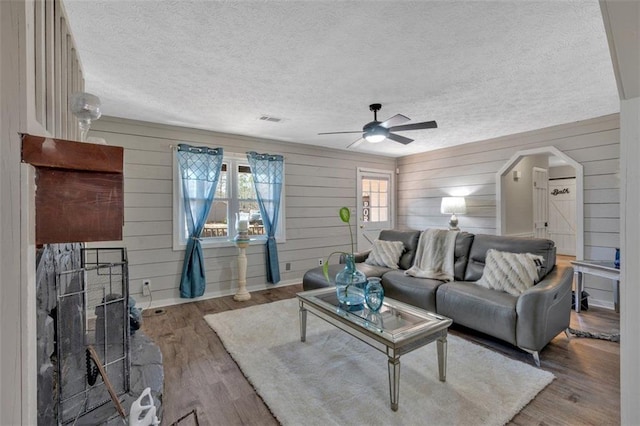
<box><xmin>234</xmin><ymin>240</ymin><xmax>251</xmax><ymax>301</ymax></box>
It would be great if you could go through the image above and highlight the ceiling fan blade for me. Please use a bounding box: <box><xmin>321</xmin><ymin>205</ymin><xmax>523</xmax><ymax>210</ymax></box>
<box><xmin>346</xmin><ymin>137</ymin><xmax>365</xmax><ymax>149</ymax></box>
<box><xmin>380</xmin><ymin>114</ymin><xmax>410</xmax><ymax>129</ymax></box>
<box><xmin>388</xmin><ymin>133</ymin><xmax>414</xmax><ymax>145</ymax></box>
<box><xmin>318</xmin><ymin>131</ymin><xmax>362</xmax><ymax>135</ymax></box>
<box><xmin>389</xmin><ymin>120</ymin><xmax>438</xmax><ymax>132</ymax></box>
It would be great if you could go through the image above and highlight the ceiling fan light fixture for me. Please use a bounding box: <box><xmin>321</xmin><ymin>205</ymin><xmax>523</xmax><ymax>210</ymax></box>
<box><xmin>364</xmin><ymin>126</ymin><xmax>388</xmax><ymax>143</ymax></box>
<box><xmin>318</xmin><ymin>103</ymin><xmax>436</xmax><ymax>148</ymax></box>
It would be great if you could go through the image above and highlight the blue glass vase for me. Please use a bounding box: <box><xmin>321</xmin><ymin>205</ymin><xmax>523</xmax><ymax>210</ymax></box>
<box><xmin>335</xmin><ymin>254</ymin><xmax>367</xmax><ymax>309</ymax></box>
<box><xmin>365</xmin><ymin>277</ymin><xmax>384</xmax><ymax>312</ymax></box>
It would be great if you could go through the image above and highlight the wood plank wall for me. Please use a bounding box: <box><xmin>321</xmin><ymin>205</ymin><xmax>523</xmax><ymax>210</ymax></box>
<box><xmin>2</xmin><ymin>0</ymin><xmax>85</xmax><ymax>423</ymax></box>
<box><xmin>397</xmin><ymin>114</ymin><xmax>620</xmax><ymax>308</ymax></box>
<box><xmin>89</xmin><ymin>117</ymin><xmax>396</xmax><ymax>306</ymax></box>
<box><xmin>30</xmin><ymin>0</ymin><xmax>84</xmax><ymax>139</ymax></box>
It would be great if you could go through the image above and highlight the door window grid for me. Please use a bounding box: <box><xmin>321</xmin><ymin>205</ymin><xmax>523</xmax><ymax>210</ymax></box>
<box><xmin>362</xmin><ymin>178</ymin><xmax>389</xmax><ymax>223</ymax></box>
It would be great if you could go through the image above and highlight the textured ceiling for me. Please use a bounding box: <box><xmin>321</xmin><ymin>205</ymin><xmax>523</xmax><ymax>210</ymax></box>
<box><xmin>63</xmin><ymin>0</ymin><xmax>619</xmax><ymax>158</ymax></box>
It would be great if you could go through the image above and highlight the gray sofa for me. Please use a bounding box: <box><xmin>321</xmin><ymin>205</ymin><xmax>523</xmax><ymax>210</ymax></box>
<box><xmin>302</xmin><ymin>229</ymin><xmax>574</xmax><ymax>366</ymax></box>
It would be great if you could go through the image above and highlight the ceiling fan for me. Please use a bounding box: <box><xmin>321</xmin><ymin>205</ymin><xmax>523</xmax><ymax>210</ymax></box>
<box><xmin>318</xmin><ymin>103</ymin><xmax>437</xmax><ymax>149</ymax></box>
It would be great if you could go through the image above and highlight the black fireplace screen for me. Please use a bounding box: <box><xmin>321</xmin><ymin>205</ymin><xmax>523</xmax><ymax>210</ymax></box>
<box><xmin>56</xmin><ymin>248</ymin><xmax>130</xmax><ymax>424</ymax></box>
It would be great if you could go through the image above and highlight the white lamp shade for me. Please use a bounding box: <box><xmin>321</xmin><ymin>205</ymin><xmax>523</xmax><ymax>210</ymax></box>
<box><xmin>441</xmin><ymin>197</ymin><xmax>467</xmax><ymax>215</ymax></box>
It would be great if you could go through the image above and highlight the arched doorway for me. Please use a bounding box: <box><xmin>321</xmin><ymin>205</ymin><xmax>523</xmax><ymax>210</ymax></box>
<box><xmin>496</xmin><ymin>146</ymin><xmax>584</xmax><ymax>260</ymax></box>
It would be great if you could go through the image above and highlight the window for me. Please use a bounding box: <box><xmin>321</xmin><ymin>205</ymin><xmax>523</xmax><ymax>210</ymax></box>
<box><xmin>361</xmin><ymin>177</ymin><xmax>389</xmax><ymax>222</ymax></box>
<box><xmin>173</xmin><ymin>152</ymin><xmax>285</xmax><ymax>249</ymax></box>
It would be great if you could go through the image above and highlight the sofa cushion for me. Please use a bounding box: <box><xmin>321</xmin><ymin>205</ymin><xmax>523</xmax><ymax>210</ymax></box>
<box><xmin>477</xmin><ymin>249</ymin><xmax>544</xmax><ymax>296</ymax></box>
<box><xmin>464</xmin><ymin>234</ymin><xmax>556</xmax><ymax>282</ymax></box>
<box><xmin>365</xmin><ymin>240</ymin><xmax>405</xmax><ymax>269</ymax></box>
<box><xmin>302</xmin><ymin>265</ymin><xmax>342</xmax><ymax>291</ymax></box>
<box><xmin>380</xmin><ymin>270</ymin><xmax>444</xmax><ymax>312</ymax></box>
<box><xmin>454</xmin><ymin>232</ymin><xmax>474</xmax><ymax>281</ymax></box>
<box><xmin>378</xmin><ymin>230</ymin><xmax>421</xmax><ymax>270</ymax></box>
<box><xmin>356</xmin><ymin>263</ymin><xmax>393</xmax><ymax>278</ymax></box>
<box><xmin>436</xmin><ymin>281</ymin><xmax>518</xmax><ymax>345</ymax></box>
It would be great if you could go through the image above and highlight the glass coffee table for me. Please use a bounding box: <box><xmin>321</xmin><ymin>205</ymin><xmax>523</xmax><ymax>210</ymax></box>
<box><xmin>297</xmin><ymin>287</ymin><xmax>453</xmax><ymax>411</ymax></box>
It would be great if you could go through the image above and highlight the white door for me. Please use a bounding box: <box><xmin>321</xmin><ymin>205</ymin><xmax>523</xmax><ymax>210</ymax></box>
<box><xmin>548</xmin><ymin>178</ymin><xmax>577</xmax><ymax>255</ymax></box>
<box><xmin>532</xmin><ymin>167</ymin><xmax>549</xmax><ymax>239</ymax></box>
<box><xmin>356</xmin><ymin>168</ymin><xmax>394</xmax><ymax>251</ymax></box>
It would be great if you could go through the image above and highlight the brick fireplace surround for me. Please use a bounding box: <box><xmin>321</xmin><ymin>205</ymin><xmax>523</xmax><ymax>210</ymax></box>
<box><xmin>23</xmin><ymin>135</ymin><xmax>164</xmax><ymax>424</ymax></box>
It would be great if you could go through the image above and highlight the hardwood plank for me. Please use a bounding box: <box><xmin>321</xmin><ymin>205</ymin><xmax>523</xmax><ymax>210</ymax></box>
<box><xmin>142</xmin><ymin>284</ymin><xmax>619</xmax><ymax>425</ymax></box>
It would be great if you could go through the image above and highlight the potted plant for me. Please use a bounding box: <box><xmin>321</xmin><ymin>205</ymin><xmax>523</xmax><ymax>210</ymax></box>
<box><xmin>322</xmin><ymin>207</ymin><xmax>367</xmax><ymax>307</ymax></box>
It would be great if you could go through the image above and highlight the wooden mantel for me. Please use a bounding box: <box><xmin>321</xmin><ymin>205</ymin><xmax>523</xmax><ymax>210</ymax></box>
<box><xmin>21</xmin><ymin>134</ymin><xmax>124</xmax><ymax>245</ymax></box>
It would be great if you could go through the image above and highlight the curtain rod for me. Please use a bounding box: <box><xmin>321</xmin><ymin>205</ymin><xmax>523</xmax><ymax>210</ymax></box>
<box><xmin>169</xmin><ymin>144</ymin><xmax>285</xmax><ymax>159</ymax></box>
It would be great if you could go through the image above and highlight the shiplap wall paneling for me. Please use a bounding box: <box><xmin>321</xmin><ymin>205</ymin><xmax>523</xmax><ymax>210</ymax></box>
<box><xmin>2</xmin><ymin>0</ymin><xmax>86</xmax><ymax>423</ymax></box>
<box><xmin>396</xmin><ymin>114</ymin><xmax>620</xmax><ymax>308</ymax></box>
<box><xmin>26</xmin><ymin>0</ymin><xmax>85</xmax><ymax>139</ymax></box>
<box><xmin>90</xmin><ymin>117</ymin><xmax>395</xmax><ymax>306</ymax></box>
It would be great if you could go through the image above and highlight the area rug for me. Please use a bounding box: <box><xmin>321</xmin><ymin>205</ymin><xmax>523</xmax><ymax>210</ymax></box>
<box><xmin>568</xmin><ymin>327</ymin><xmax>620</xmax><ymax>342</ymax></box>
<box><xmin>204</xmin><ymin>299</ymin><xmax>554</xmax><ymax>425</ymax></box>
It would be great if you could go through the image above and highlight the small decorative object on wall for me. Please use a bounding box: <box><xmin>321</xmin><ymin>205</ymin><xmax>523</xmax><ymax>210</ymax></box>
<box><xmin>70</xmin><ymin>92</ymin><xmax>102</xmax><ymax>142</ymax></box>
<box><xmin>441</xmin><ymin>197</ymin><xmax>467</xmax><ymax>231</ymax></box>
<box><xmin>551</xmin><ymin>188</ymin><xmax>570</xmax><ymax>196</ymax></box>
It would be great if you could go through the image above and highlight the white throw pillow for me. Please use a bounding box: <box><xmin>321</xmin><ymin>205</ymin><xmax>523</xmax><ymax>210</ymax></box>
<box><xmin>477</xmin><ymin>249</ymin><xmax>544</xmax><ymax>296</ymax></box>
<box><xmin>365</xmin><ymin>240</ymin><xmax>405</xmax><ymax>269</ymax></box>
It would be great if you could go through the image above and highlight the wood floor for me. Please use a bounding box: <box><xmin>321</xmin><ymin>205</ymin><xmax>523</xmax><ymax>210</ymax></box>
<box><xmin>142</xmin><ymin>285</ymin><xmax>620</xmax><ymax>426</ymax></box>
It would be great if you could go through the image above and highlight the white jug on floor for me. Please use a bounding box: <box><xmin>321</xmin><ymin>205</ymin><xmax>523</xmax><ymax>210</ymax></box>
<box><xmin>129</xmin><ymin>387</ymin><xmax>159</xmax><ymax>426</ymax></box>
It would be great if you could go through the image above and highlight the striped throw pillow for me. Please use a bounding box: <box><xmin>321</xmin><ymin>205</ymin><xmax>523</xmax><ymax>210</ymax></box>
<box><xmin>477</xmin><ymin>249</ymin><xmax>544</xmax><ymax>296</ymax></box>
<box><xmin>365</xmin><ymin>240</ymin><xmax>405</xmax><ymax>269</ymax></box>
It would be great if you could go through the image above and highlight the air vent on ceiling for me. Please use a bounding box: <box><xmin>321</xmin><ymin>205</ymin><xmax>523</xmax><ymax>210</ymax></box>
<box><xmin>259</xmin><ymin>115</ymin><xmax>282</xmax><ymax>123</ymax></box>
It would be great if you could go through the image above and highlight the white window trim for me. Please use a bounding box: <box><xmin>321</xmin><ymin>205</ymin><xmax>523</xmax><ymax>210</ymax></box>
<box><xmin>172</xmin><ymin>150</ymin><xmax>286</xmax><ymax>251</ymax></box>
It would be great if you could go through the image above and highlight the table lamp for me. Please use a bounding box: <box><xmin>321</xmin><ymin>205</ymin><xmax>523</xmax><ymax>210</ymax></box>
<box><xmin>441</xmin><ymin>197</ymin><xmax>467</xmax><ymax>231</ymax></box>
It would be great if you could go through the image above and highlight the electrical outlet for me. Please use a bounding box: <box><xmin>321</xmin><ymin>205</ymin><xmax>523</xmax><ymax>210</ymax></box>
<box><xmin>317</xmin><ymin>258</ymin><xmax>324</xmax><ymax>266</ymax></box>
<box><xmin>285</xmin><ymin>262</ymin><xmax>291</xmax><ymax>271</ymax></box>
<box><xmin>142</xmin><ymin>279</ymin><xmax>151</xmax><ymax>296</ymax></box>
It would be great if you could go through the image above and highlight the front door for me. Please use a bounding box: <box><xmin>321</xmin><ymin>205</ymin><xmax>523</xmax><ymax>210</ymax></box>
<box><xmin>356</xmin><ymin>168</ymin><xmax>394</xmax><ymax>251</ymax></box>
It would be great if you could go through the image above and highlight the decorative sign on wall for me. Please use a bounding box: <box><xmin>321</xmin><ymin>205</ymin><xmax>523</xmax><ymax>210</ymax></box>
<box><xmin>362</xmin><ymin>198</ymin><xmax>370</xmax><ymax>222</ymax></box>
<box><xmin>551</xmin><ymin>188</ymin><xmax>570</xmax><ymax>196</ymax></box>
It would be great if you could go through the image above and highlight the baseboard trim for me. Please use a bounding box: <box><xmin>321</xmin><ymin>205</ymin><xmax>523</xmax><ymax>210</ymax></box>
<box><xmin>140</xmin><ymin>278</ymin><xmax>301</xmax><ymax>311</ymax></box>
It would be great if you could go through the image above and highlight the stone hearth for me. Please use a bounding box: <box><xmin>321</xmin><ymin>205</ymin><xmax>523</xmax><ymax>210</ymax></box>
<box><xmin>36</xmin><ymin>243</ymin><xmax>163</xmax><ymax>424</ymax></box>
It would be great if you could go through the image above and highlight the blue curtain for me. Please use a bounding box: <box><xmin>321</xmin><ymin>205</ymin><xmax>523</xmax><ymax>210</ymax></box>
<box><xmin>247</xmin><ymin>151</ymin><xmax>284</xmax><ymax>284</ymax></box>
<box><xmin>177</xmin><ymin>144</ymin><xmax>223</xmax><ymax>298</ymax></box>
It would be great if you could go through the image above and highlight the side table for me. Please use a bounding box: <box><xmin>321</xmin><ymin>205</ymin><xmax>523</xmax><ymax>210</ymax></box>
<box><xmin>234</xmin><ymin>240</ymin><xmax>251</xmax><ymax>301</ymax></box>
<box><xmin>571</xmin><ymin>260</ymin><xmax>620</xmax><ymax>313</ymax></box>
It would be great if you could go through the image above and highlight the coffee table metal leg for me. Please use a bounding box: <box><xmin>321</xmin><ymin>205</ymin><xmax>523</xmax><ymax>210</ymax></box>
<box><xmin>299</xmin><ymin>304</ymin><xmax>307</xmax><ymax>342</ymax></box>
<box><xmin>388</xmin><ymin>357</ymin><xmax>400</xmax><ymax>411</ymax></box>
<box><xmin>437</xmin><ymin>333</ymin><xmax>447</xmax><ymax>382</ymax></box>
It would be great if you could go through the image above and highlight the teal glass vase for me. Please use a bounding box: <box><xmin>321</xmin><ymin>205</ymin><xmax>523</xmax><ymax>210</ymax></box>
<box><xmin>365</xmin><ymin>277</ymin><xmax>384</xmax><ymax>312</ymax></box>
<box><xmin>335</xmin><ymin>254</ymin><xmax>367</xmax><ymax>309</ymax></box>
